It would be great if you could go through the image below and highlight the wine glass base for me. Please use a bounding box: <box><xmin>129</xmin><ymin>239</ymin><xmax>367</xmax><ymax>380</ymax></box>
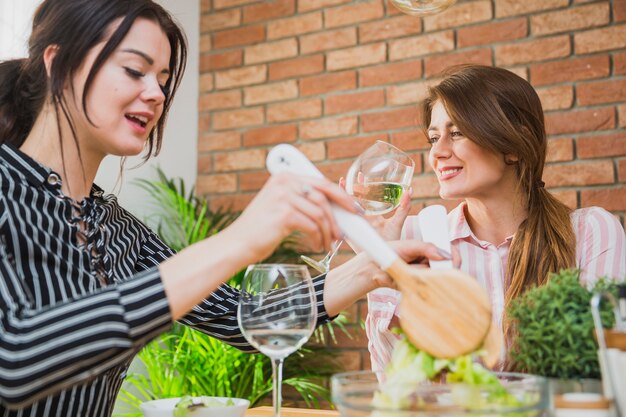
<box><xmin>300</xmin><ymin>255</ymin><xmax>329</xmax><ymax>274</ymax></box>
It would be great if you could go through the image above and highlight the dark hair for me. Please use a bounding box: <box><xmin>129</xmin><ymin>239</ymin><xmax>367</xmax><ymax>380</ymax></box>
<box><xmin>422</xmin><ymin>65</ymin><xmax>576</xmax><ymax>330</ymax></box>
<box><xmin>0</xmin><ymin>0</ymin><xmax>187</xmax><ymax>161</ymax></box>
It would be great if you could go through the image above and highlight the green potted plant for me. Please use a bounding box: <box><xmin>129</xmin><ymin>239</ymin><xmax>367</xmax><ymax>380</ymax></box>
<box><xmin>507</xmin><ymin>269</ymin><xmax>617</xmax><ymax>396</ymax></box>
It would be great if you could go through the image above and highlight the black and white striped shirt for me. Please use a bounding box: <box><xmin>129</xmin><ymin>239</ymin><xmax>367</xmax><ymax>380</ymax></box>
<box><xmin>0</xmin><ymin>144</ymin><xmax>330</xmax><ymax>416</ymax></box>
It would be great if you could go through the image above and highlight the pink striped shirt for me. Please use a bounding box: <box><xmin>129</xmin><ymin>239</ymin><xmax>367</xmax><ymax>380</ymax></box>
<box><xmin>365</xmin><ymin>203</ymin><xmax>626</xmax><ymax>372</ymax></box>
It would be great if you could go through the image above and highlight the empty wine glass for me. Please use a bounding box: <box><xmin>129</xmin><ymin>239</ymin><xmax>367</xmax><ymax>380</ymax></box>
<box><xmin>301</xmin><ymin>140</ymin><xmax>415</xmax><ymax>274</ymax></box>
<box><xmin>237</xmin><ymin>264</ymin><xmax>317</xmax><ymax>417</ymax></box>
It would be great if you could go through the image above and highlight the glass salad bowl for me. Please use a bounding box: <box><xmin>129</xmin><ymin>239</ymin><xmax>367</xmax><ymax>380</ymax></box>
<box><xmin>331</xmin><ymin>371</ymin><xmax>550</xmax><ymax>416</ymax></box>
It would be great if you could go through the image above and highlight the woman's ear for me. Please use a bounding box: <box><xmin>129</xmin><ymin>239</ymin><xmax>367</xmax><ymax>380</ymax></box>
<box><xmin>43</xmin><ymin>44</ymin><xmax>60</xmax><ymax>77</ymax></box>
<box><xmin>504</xmin><ymin>153</ymin><xmax>519</xmax><ymax>164</ymax></box>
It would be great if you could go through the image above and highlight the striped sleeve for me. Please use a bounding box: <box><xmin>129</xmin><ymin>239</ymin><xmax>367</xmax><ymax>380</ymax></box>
<box><xmin>573</xmin><ymin>207</ymin><xmax>626</xmax><ymax>286</ymax></box>
<box><xmin>0</xmin><ymin>240</ymin><xmax>172</xmax><ymax>407</ymax></box>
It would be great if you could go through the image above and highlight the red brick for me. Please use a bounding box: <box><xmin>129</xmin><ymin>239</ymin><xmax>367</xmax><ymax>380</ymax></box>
<box><xmin>389</xmin><ymin>31</ymin><xmax>455</xmax><ymax>61</ymax></box>
<box><xmin>616</xmin><ymin>52</ymin><xmax>626</xmax><ymax>75</ymax></box>
<box><xmin>198</xmin><ymin>90</ymin><xmax>242</xmax><ymax>112</ymax></box>
<box><xmin>296</xmin><ymin>141</ymin><xmax>326</xmax><ymax>162</ymax></box>
<box><xmin>300</xmin><ymin>71</ymin><xmax>357</xmax><ymax>96</ymax></box>
<box><xmin>577</xmin><ymin>132</ymin><xmax>626</xmax><ymax>159</ymax></box>
<box><xmin>536</xmin><ymin>85</ymin><xmax>573</xmax><ymax>111</ymax></box>
<box><xmin>619</xmin><ymin>159</ymin><xmax>626</xmax><ymax>182</ymax></box>
<box><xmin>324</xmin><ymin>1</ymin><xmax>384</xmax><ymax>28</ymax></box>
<box><xmin>214</xmin><ymin>148</ymin><xmax>267</xmax><ymax>172</ymax></box>
<box><xmin>530</xmin><ymin>55</ymin><xmax>610</xmax><ymax>87</ymax></box>
<box><xmin>359</xmin><ymin>59</ymin><xmax>423</xmax><ymax>87</ymax></box>
<box><xmin>550</xmin><ymin>190</ymin><xmax>577</xmax><ymax>209</ymax></box>
<box><xmin>214</xmin><ymin>0</ymin><xmax>260</xmax><ymax>9</ymax></box>
<box><xmin>424</xmin><ymin>48</ymin><xmax>492</xmax><ymax>78</ymax></box>
<box><xmin>423</xmin><ymin>0</ymin><xmax>492</xmax><ymax>32</ymax></box>
<box><xmin>327</xmin><ymin>43</ymin><xmax>386</xmax><ymax>71</ymax></box>
<box><xmin>326</xmin><ymin>136</ymin><xmax>387</xmax><ymax>160</ymax></box>
<box><xmin>243</xmin><ymin>124</ymin><xmax>297</xmax><ymax>147</ymax></box>
<box><xmin>581</xmin><ymin>188</ymin><xmax>626</xmax><ymax>211</ymax></box>
<box><xmin>199</xmin><ymin>73</ymin><xmax>213</xmax><ymax>93</ymax></box>
<box><xmin>213</xmin><ymin>107</ymin><xmax>264</xmax><ymax>130</ymax></box>
<box><xmin>495</xmin><ymin>0</ymin><xmax>569</xmax><ymax>18</ymax></box>
<box><xmin>197</xmin><ymin>154</ymin><xmax>212</xmax><ymax>174</ymax></box>
<box><xmin>201</xmin><ymin>0</ymin><xmax>211</xmax><ymax>13</ymax></box>
<box><xmin>359</xmin><ymin>15</ymin><xmax>423</xmax><ymax>43</ymax></box>
<box><xmin>495</xmin><ymin>36</ymin><xmax>570</xmax><ymax>66</ymax></box>
<box><xmin>215</xmin><ymin>65</ymin><xmax>266</xmax><ymax>89</ymax></box>
<box><xmin>269</xmin><ymin>55</ymin><xmax>324</xmax><ymax>81</ymax></box>
<box><xmin>213</xmin><ymin>25</ymin><xmax>265</xmax><ymax>49</ymax></box>
<box><xmin>243</xmin><ymin>0</ymin><xmax>295</xmax><ymax>23</ymax></box>
<box><xmin>543</xmin><ymin>160</ymin><xmax>614</xmax><ymax>187</ymax></box>
<box><xmin>200</xmin><ymin>34</ymin><xmax>211</xmax><ymax>54</ymax></box>
<box><xmin>298</xmin><ymin>0</ymin><xmax>351</xmax><ymax>11</ymax></box>
<box><xmin>531</xmin><ymin>3</ymin><xmax>609</xmax><ymax>36</ymax></box>
<box><xmin>196</xmin><ymin>174</ymin><xmax>237</xmax><ymax>194</ymax></box>
<box><xmin>267</xmin><ymin>98</ymin><xmax>322</xmax><ymax>122</ymax></box>
<box><xmin>361</xmin><ymin>107</ymin><xmax>419</xmax><ymax>133</ymax></box>
<box><xmin>201</xmin><ymin>9</ymin><xmax>241</xmax><ymax>32</ymax></box>
<box><xmin>392</xmin><ymin>130</ymin><xmax>431</xmax><ymax>151</ymax></box>
<box><xmin>615</xmin><ymin>0</ymin><xmax>626</xmax><ymax>22</ymax></box>
<box><xmin>577</xmin><ymin>79</ymin><xmax>626</xmax><ymax>106</ymax></box>
<box><xmin>239</xmin><ymin>171</ymin><xmax>270</xmax><ymax>192</ymax></box>
<box><xmin>200</xmin><ymin>50</ymin><xmax>242</xmax><ymax>72</ymax></box>
<box><xmin>318</xmin><ymin>160</ymin><xmax>353</xmax><ymax>182</ymax></box>
<box><xmin>299</xmin><ymin>28</ymin><xmax>356</xmax><ymax>54</ymax></box>
<box><xmin>458</xmin><ymin>18</ymin><xmax>527</xmax><ymax>48</ymax></box>
<box><xmin>267</xmin><ymin>12</ymin><xmax>322</xmax><ymax>40</ymax></box>
<box><xmin>620</xmin><ymin>105</ymin><xmax>626</xmax><ymax>128</ymax></box>
<box><xmin>546</xmin><ymin>137</ymin><xmax>574</xmax><ymax>162</ymax></box>
<box><xmin>410</xmin><ymin>175</ymin><xmax>440</xmax><ymax>199</ymax></box>
<box><xmin>300</xmin><ymin>116</ymin><xmax>358</xmax><ymax>140</ymax></box>
<box><xmin>244</xmin><ymin>80</ymin><xmax>298</xmax><ymax>105</ymax></box>
<box><xmin>209</xmin><ymin>194</ymin><xmax>255</xmax><ymax>212</ymax></box>
<box><xmin>198</xmin><ymin>131</ymin><xmax>241</xmax><ymax>152</ymax></box>
<box><xmin>545</xmin><ymin>108</ymin><xmax>615</xmax><ymax>135</ymax></box>
<box><xmin>198</xmin><ymin>114</ymin><xmax>211</xmax><ymax>133</ymax></box>
<box><xmin>575</xmin><ymin>26</ymin><xmax>626</xmax><ymax>54</ymax></box>
<box><xmin>245</xmin><ymin>38</ymin><xmax>298</xmax><ymax>64</ymax></box>
<box><xmin>325</xmin><ymin>90</ymin><xmax>385</xmax><ymax>115</ymax></box>
<box><xmin>386</xmin><ymin>79</ymin><xmax>436</xmax><ymax>107</ymax></box>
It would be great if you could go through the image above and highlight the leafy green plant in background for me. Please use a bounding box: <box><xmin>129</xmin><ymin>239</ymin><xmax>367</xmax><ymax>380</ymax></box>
<box><xmin>114</xmin><ymin>169</ymin><xmax>348</xmax><ymax>416</ymax></box>
<box><xmin>507</xmin><ymin>269</ymin><xmax>617</xmax><ymax>380</ymax></box>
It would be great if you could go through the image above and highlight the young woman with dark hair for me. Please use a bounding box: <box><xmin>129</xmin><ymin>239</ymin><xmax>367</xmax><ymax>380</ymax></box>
<box><xmin>366</xmin><ymin>65</ymin><xmax>626</xmax><ymax>372</ymax></box>
<box><xmin>0</xmin><ymin>1</ymin><xmax>446</xmax><ymax>414</ymax></box>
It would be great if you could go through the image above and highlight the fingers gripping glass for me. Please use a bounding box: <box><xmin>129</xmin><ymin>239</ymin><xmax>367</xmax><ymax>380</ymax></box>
<box><xmin>237</xmin><ymin>264</ymin><xmax>317</xmax><ymax>417</ymax></box>
<box><xmin>301</xmin><ymin>141</ymin><xmax>415</xmax><ymax>274</ymax></box>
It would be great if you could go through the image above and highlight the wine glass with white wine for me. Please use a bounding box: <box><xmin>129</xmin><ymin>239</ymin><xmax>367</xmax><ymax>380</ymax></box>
<box><xmin>237</xmin><ymin>264</ymin><xmax>317</xmax><ymax>417</ymax></box>
<box><xmin>301</xmin><ymin>140</ymin><xmax>415</xmax><ymax>273</ymax></box>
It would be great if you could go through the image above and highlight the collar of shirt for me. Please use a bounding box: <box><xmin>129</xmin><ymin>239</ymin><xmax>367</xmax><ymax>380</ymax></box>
<box><xmin>449</xmin><ymin>201</ymin><xmax>515</xmax><ymax>249</ymax></box>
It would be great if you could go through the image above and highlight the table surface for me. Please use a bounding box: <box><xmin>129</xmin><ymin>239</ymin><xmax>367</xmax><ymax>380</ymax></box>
<box><xmin>245</xmin><ymin>406</ymin><xmax>340</xmax><ymax>416</ymax></box>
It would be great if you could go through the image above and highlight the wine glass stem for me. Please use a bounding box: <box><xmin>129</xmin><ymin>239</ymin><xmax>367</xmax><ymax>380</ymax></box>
<box><xmin>271</xmin><ymin>357</ymin><xmax>285</xmax><ymax>417</ymax></box>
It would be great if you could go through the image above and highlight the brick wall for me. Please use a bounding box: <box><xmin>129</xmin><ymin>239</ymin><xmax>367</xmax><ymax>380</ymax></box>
<box><xmin>197</xmin><ymin>0</ymin><xmax>626</xmax><ymax>385</ymax></box>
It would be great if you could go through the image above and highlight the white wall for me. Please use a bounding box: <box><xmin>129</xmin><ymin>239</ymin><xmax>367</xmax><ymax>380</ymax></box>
<box><xmin>95</xmin><ymin>0</ymin><xmax>199</xmax><ymax>221</ymax></box>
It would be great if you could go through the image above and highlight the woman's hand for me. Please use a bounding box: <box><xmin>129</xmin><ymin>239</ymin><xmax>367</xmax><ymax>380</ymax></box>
<box><xmin>367</xmin><ymin>187</ymin><xmax>413</xmax><ymax>241</ymax></box>
<box><xmin>229</xmin><ymin>173</ymin><xmax>358</xmax><ymax>263</ymax></box>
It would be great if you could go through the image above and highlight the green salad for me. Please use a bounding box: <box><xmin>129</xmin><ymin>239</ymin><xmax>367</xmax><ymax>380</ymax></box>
<box><xmin>372</xmin><ymin>333</ymin><xmax>524</xmax><ymax>414</ymax></box>
<box><xmin>173</xmin><ymin>396</ymin><xmax>234</xmax><ymax>417</ymax></box>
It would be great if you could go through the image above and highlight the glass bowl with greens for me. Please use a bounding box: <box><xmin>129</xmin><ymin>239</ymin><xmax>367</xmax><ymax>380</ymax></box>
<box><xmin>331</xmin><ymin>337</ymin><xmax>549</xmax><ymax>416</ymax></box>
<box><xmin>140</xmin><ymin>396</ymin><xmax>249</xmax><ymax>417</ymax></box>
<box><xmin>332</xmin><ymin>371</ymin><xmax>549</xmax><ymax>417</ymax></box>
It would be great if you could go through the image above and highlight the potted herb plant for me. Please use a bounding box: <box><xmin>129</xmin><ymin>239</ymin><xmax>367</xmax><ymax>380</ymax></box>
<box><xmin>507</xmin><ymin>268</ymin><xmax>617</xmax><ymax>404</ymax></box>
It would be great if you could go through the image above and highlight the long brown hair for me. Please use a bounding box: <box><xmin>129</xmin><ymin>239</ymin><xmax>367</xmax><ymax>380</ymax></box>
<box><xmin>0</xmin><ymin>0</ymin><xmax>187</xmax><ymax>161</ymax></box>
<box><xmin>422</xmin><ymin>65</ymin><xmax>576</xmax><ymax>325</ymax></box>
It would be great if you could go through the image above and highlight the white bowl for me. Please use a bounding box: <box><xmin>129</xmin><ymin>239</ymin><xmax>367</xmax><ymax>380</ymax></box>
<box><xmin>140</xmin><ymin>397</ymin><xmax>250</xmax><ymax>417</ymax></box>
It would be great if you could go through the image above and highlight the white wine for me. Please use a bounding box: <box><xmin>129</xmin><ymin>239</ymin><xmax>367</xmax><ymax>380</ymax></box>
<box><xmin>244</xmin><ymin>328</ymin><xmax>311</xmax><ymax>359</ymax></box>
<box><xmin>351</xmin><ymin>182</ymin><xmax>406</xmax><ymax>215</ymax></box>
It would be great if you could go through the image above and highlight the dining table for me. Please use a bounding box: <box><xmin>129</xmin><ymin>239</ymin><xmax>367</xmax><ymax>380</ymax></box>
<box><xmin>245</xmin><ymin>406</ymin><xmax>340</xmax><ymax>417</ymax></box>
